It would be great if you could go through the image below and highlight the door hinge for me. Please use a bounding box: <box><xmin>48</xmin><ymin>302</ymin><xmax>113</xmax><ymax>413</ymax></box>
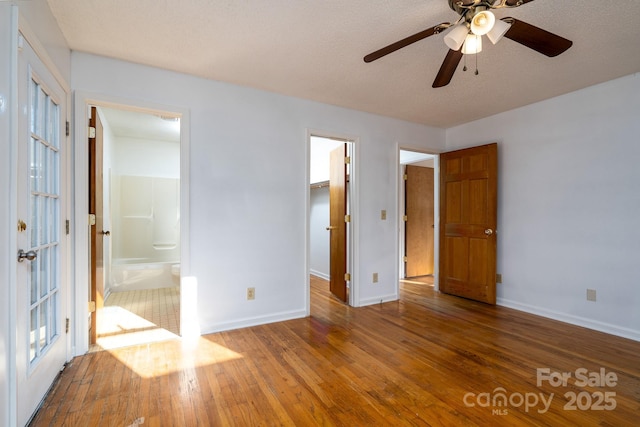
<box><xmin>65</xmin><ymin>219</ymin><xmax>70</xmax><ymax>235</ymax></box>
<box><xmin>344</xmin><ymin>156</ymin><xmax>351</xmax><ymax>165</ymax></box>
<box><xmin>66</xmin><ymin>121</ymin><xmax>70</xmax><ymax>136</ymax></box>
<box><xmin>403</xmin><ymin>215</ymin><xmax>408</xmax><ymax>222</ymax></box>
<box><xmin>65</xmin><ymin>318</ymin><xmax>70</xmax><ymax>334</ymax></box>
<box><xmin>88</xmin><ymin>126</ymin><xmax>96</xmax><ymax>139</ymax></box>
<box><xmin>344</xmin><ymin>273</ymin><xmax>351</xmax><ymax>281</ymax></box>
<box><xmin>89</xmin><ymin>214</ymin><xmax>96</xmax><ymax>226</ymax></box>
<box><xmin>344</xmin><ymin>214</ymin><xmax>351</xmax><ymax>223</ymax></box>
<box><xmin>403</xmin><ymin>256</ymin><xmax>408</xmax><ymax>262</ymax></box>
<box><xmin>88</xmin><ymin>301</ymin><xmax>96</xmax><ymax>313</ymax></box>
<box><xmin>404</xmin><ymin>174</ymin><xmax>408</xmax><ymax>181</ymax></box>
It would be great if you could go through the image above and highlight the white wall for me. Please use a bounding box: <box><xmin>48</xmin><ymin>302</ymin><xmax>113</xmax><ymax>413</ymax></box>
<box><xmin>71</xmin><ymin>52</ymin><xmax>446</xmax><ymax>336</ymax></box>
<box><xmin>112</xmin><ymin>137</ymin><xmax>180</xmax><ymax>178</ymax></box>
<box><xmin>446</xmin><ymin>73</ymin><xmax>640</xmax><ymax>340</ymax></box>
<box><xmin>0</xmin><ymin>6</ymin><xmax>17</xmax><ymax>426</ymax></box>
<box><xmin>309</xmin><ymin>186</ymin><xmax>330</xmax><ymax>278</ymax></box>
<box><xmin>0</xmin><ymin>2</ymin><xmax>71</xmax><ymax>425</ymax></box>
<box><xmin>17</xmin><ymin>1</ymin><xmax>71</xmax><ymax>84</ymax></box>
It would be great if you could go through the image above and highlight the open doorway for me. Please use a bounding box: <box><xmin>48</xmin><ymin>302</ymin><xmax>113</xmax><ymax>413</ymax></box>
<box><xmin>309</xmin><ymin>135</ymin><xmax>352</xmax><ymax>305</ymax></box>
<box><xmin>89</xmin><ymin>106</ymin><xmax>182</xmax><ymax>351</ymax></box>
<box><xmin>399</xmin><ymin>150</ymin><xmax>436</xmax><ymax>287</ymax></box>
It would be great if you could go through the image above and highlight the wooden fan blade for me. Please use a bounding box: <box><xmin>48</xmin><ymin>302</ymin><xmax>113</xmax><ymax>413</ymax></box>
<box><xmin>503</xmin><ymin>18</ymin><xmax>572</xmax><ymax>57</ymax></box>
<box><xmin>432</xmin><ymin>49</ymin><xmax>463</xmax><ymax>88</ymax></box>
<box><xmin>364</xmin><ymin>22</ymin><xmax>449</xmax><ymax>63</ymax></box>
<box><xmin>505</xmin><ymin>0</ymin><xmax>536</xmax><ymax>5</ymax></box>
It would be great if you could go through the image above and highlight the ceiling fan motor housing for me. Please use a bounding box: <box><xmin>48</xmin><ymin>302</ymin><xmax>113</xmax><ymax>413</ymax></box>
<box><xmin>448</xmin><ymin>0</ymin><xmax>492</xmax><ymax>22</ymax></box>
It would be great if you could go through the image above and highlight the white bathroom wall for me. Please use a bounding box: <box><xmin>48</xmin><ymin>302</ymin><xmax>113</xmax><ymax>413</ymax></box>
<box><xmin>110</xmin><ymin>135</ymin><xmax>181</xmax><ymax>264</ymax></box>
<box><xmin>99</xmin><ymin>109</ymin><xmax>116</xmax><ymax>295</ymax></box>
<box><xmin>112</xmin><ymin>136</ymin><xmax>180</xmax><ymax>178</ymax></box>
<box><xmin>446</xmin><ymin>73</ymin><xmax>640</xmax><ymax>340</ymax></box>
<box><xmin>112</xmin><ymin>175</ymin><xmax>180</xmax><ymax>263</ymax></box>
<box><xmin>72</xmin><ymin>52</ymin><xmax>446</xmax><ymax>337</ymax></box>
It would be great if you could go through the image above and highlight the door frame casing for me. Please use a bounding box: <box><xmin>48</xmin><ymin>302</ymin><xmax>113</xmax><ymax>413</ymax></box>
<box><xmin>397</xmin><ymin>146</ymin><xmax>440</xmax><ymax>292</ymax></box>
<box><xmin>72</xmin><ymin>91</ymin><xmax>191</xmax><ymax>355</ymax></box>
<box><xmin>306</xmin><ymin>129</ymin><xmax>359</xmax><ymax>309</ymax></box>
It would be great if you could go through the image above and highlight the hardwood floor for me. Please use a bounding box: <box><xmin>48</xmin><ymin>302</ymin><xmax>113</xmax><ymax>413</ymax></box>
<box><xmin>91</xmin><ymin>287</ymin><xmax>180</xmax><ymax>352</ymax></box>
<box><xmin>31</xmin><ymin>276</ymin><xmax>639</xmax><ymax>426</ymax></box>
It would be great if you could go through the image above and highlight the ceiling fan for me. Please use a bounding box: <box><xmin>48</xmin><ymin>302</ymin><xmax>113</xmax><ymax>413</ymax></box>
<box><xmin>363</xmin><ymin>0</ymin><xmax>572</xmax><ymax>88</ymax></box>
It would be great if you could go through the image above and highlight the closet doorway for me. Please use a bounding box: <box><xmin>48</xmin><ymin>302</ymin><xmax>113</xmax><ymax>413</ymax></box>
<box><xmin>399</xmin><ymin>150</ymin><xmax>436</xmax><ymax>285</ymax></box>
<box><xmin>309</xmin><ymin>134</ymin><xmax>353</xmax><ymax>305</ymax></box>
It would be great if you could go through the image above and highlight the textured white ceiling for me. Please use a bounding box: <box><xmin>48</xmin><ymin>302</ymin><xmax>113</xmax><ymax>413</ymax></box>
<box><xmin>48</xmin><ymin>0</ymin><xmax>640</xmax><ymax>128</ymax></box>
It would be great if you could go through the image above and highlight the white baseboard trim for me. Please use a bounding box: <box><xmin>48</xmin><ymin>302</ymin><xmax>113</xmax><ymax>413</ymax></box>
<box><xmin>310</xmin><ymin>269</ymin><xmax>329</xmax><ymax>280</ymax></box>
<box><xmin>358</xmin><ymin>293</ymin><xmax>398</xmax><ymax>307</ymax></box>
<box><xmin>497</xmin><ymin>298</ymin><xmax>640</xmax><ymax>342</ymax></box>
<box><xmin>200</xmin><ymin>309</ymin><xmax>308</xmax><ymax>335</ymax></box>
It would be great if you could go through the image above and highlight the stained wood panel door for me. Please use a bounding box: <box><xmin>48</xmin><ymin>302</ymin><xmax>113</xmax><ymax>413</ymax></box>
<box><xmin>405</xmin><ymin>165</ymin><xmax>435</xmax><ymax>277</ymax></box>
<box><xmin>439</xmin><ymin>143</ymin><xmax>497</xmax><ymax>304</ymax></box>
<box><xmin>328</xmin><ymin>145</ymin><xmax>347</xmax><ymax>302</ymax></box>
<box><xmin>89</xmin><ymin>106</ymin><xmax>104</xmax><ymax>344</ymax></box>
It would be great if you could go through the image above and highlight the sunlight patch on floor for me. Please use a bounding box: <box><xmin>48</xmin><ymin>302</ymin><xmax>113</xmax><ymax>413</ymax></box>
<box><xmin>106</xmin><ymin>336</ymin><xmax>244</xmax><ymax>378</ymax></box>
<box><xmin>95</xmin><ymin>305</ymin><xmax>180</xmax><ymax>351</ymax></box>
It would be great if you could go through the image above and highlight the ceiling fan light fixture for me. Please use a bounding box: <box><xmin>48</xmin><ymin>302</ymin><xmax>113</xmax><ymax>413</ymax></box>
<box><xmin>462</xmin><ymin>34</ymin><xmax>482</xmax><ymax>55</ymax></box>
<box><xmin>470</xmin><ymin>10</ymin><xmax>495</xmax><ymax>36</ymax></box>
<box><xmin>444</xmin><ymin>24</ymin><xmax>469</xmax><ymax>51</ymax></box>
<box><xmin>486</xmin><ymin>19</ymin><xmax>511</xmax><ymax>44</ymax></box>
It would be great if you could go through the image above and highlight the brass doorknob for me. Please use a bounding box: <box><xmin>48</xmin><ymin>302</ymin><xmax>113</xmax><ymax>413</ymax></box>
<box><xmin>484</xmin><ymin>228</ymin><xmax>493</xmax><ymax>236</ymax></box>
<box><xmin>326</xmin><ymin>226</ymin><xmax>337</xmax><ymax>231</ymax></box>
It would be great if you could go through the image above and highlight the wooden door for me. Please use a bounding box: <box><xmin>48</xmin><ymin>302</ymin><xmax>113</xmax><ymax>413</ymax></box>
<box><xmin>405</xmin><ymin>165</ymin><xmax>435</xmax><ymax>277</ymax></box>
<box><xmin>439</xmin><ymin>143</ymin><xmax>497</xmax><ymax>304</ymax></box>
<box><xmin>328</xmin><ymin>144</ymin><xmax>347</xmax><ymax>302</ymax></box>
<box><xmin>89</xmin><ymin>106</ymin><xmax>105</xmax><ymax>344</ymax></box>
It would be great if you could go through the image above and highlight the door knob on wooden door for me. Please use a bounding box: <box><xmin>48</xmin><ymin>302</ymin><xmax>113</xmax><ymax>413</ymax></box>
<box><xmin>484</xmin><ymin>228</ymin><xmax>493</xmax><ymax>236</ymax></box>
<box><xmin>326</xmin><ymin>226</ymin><xmax>337</xmax><ymax>231</ymax></box>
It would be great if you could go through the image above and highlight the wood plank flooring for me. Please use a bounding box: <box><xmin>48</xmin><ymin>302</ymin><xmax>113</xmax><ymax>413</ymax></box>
<box><xmin>31</xmin><ymin>276</ymin><xmax>639</xmax><ymax>426</ymax></box>
<box><xmin>92</xmin><ymin>287</ymin><xmax>180</xmax><ymax>352</ymax></box>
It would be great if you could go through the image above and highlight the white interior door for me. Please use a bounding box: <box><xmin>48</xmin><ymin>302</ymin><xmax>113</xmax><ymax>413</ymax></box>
<box><xmin>15</xmin><ymin>33</ymin><xmax>69</xmax><ymax>426</ymax></box>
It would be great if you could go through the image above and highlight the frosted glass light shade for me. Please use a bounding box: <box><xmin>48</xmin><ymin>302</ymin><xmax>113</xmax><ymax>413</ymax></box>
<box><xmin>462</xmin><ymin>34</ymin><xmax>482</xmax><ymax>54</ymax></box>
<box><xmin>444</xmin><ymin>24</ymin><xmax>469</xmax><ymax>51</ymax></box>
<box><xmin>487</xmin><ymin>19</ymin><xmax>511</xmax><ymax>44</ymax></box>
<box><xmin>471</xmin><ymin>11</ymin><xmax>495</xmax><ymax>36</ymax></box>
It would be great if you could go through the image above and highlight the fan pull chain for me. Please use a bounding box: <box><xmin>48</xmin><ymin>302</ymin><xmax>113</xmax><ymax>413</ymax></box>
<box><xmin>463</xmin><ymin>53</ymin><xmax>467</xmax><ymax>72</ymax></box>
<box><xmin>475</xmin><ymin>48</ymin><xmax>479</xmax><ymax>76</ymax></box>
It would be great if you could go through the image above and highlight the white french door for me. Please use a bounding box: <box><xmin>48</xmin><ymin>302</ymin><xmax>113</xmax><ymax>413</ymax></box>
<box><xmin>15</xmin><ymin>33</ymin><xmax>69</xmax><ymax>426</ymax></box>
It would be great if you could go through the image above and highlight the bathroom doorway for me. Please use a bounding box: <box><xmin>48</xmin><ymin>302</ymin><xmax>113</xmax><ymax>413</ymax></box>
<box><xmin>89</xmin><ymin>106</ymin><xmax>182</xmax><ymax>351</ymax></box>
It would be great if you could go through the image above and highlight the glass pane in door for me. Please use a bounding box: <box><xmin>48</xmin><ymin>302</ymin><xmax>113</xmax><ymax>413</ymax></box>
<box><xmin>27</xmin><ymin>76</ymin><xmax>61</xmax><ymax>365</ymax></box>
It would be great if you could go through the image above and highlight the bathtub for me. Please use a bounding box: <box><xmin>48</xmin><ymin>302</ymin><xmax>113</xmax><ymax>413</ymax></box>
<box><xmin>110</xmin><ymin>259</ymin><xmax>180</xmax><ymax>292</ymax></box>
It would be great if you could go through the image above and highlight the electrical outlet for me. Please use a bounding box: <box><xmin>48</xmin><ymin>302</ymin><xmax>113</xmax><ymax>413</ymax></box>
<box><xmin>373</xmin><ymin>273</ymin><xmax>378</xmax><ymax>283</ymax></box>
<box><xmin>247</xmin><ymin>287</ymin><xmax>255</xmax><ymax>300</ymax></box>
<box><xmin>586</xmin><ymin>289</ymin><xmax>596</xmax><ymax>302</ymax></box>
<box><xmin>496</xmin><ymin>274</ymin><xmax>502</xmax><ymax>283</ymax></box>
